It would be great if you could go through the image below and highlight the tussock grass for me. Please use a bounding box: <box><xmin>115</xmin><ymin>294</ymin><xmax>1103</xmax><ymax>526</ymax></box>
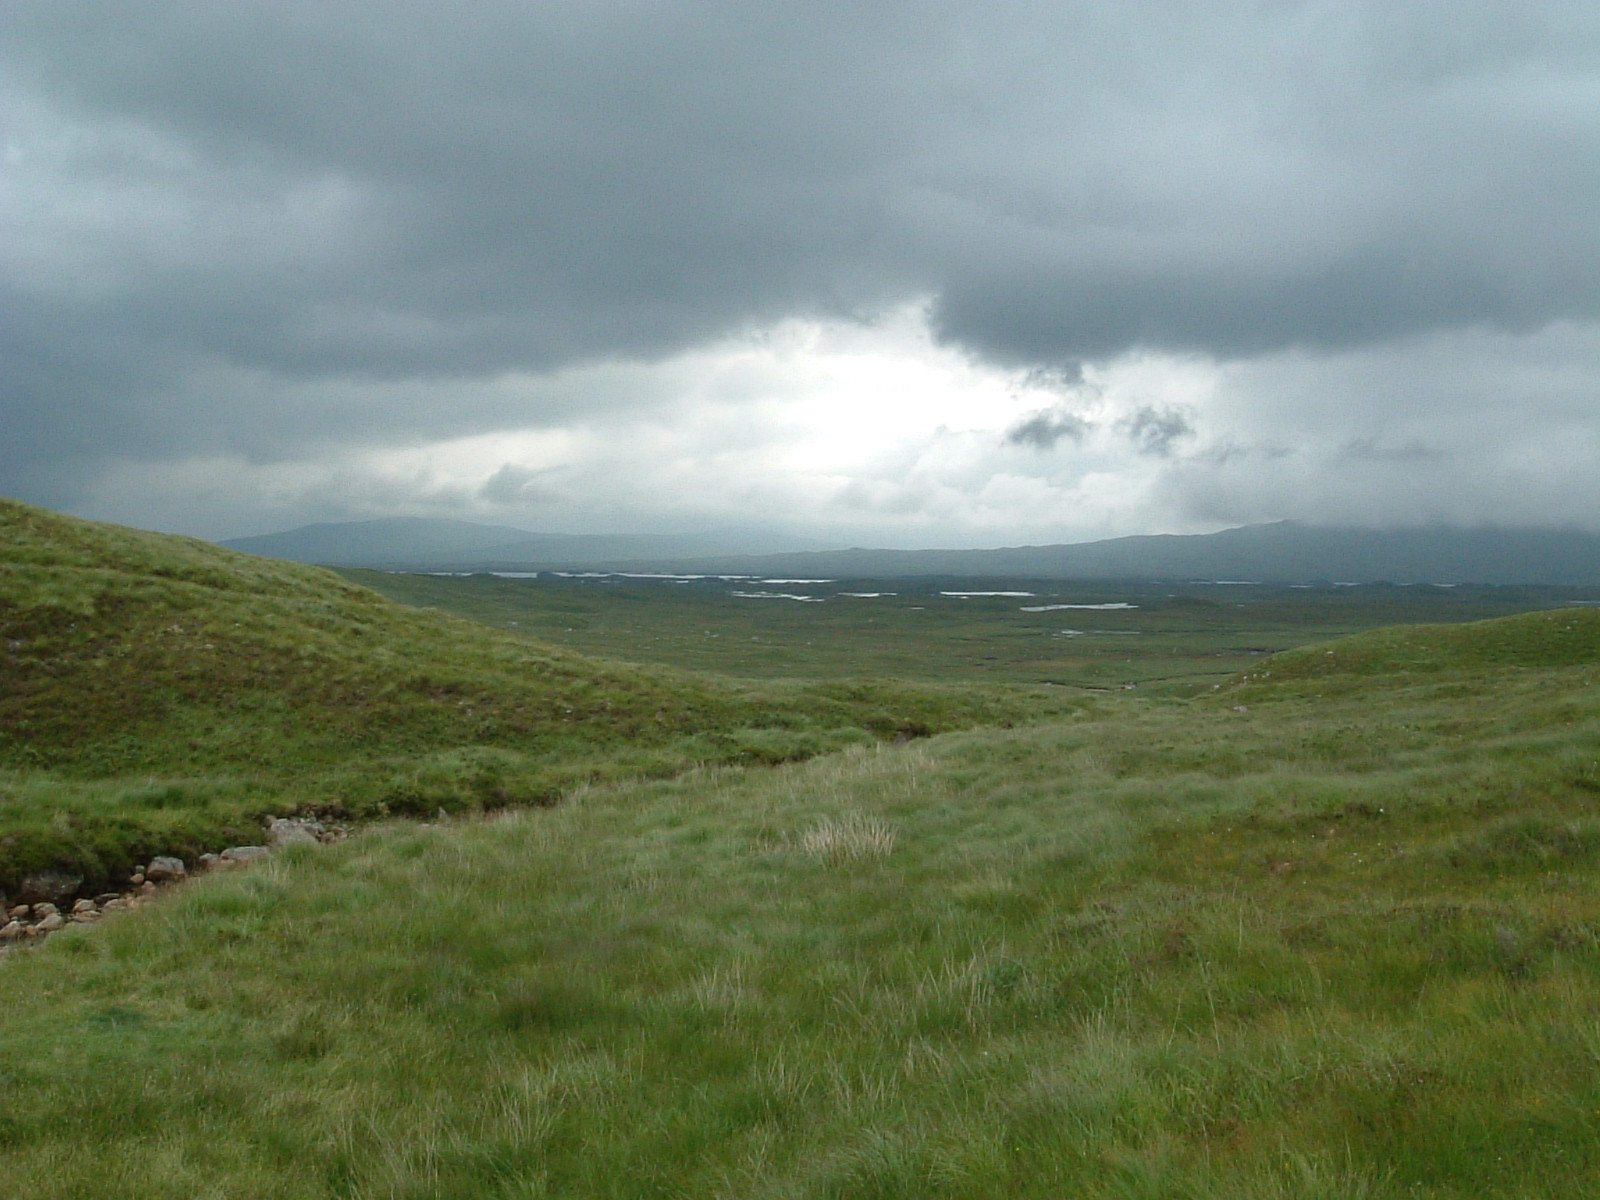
<box><xmin>1238</xmin><ymin>605</ymin><xmax>1600</xmax><ymax>686</ymax></box>
<box><xmin>4</xmin><ymin>621</ymin><xmax>1600</xmax><ymax>1195</ymax></box>
<box><xmin>7</xmin><ymin>499</ymin><xmax>1600</xmax><ymax>1194</ymax></box>
<box><xmin>801</xmin><ymin>812</ymin><xmax>897</xmax><ymax>863</ymax></box>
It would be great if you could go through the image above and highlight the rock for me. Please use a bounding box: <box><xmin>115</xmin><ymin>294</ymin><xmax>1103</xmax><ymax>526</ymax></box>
<box><xmin>103</xmin><ymin>898</ymin><xmax>129</xmax><ymax>912</ymax></box>
<box><xmin>221</xmin><ymin>845</ymin><xmax>270</xmax><ymax>864</ymax></box>
<box><xmin>16</xmin><ymin>870</ymin><xmax>83</xmax><ymax>907</ymax></box>
<box><xmin>129</xmin><ymin>873</ymin><xmax>145</xmax><ymax>887</ymax></box>
<box><xmin>197</xmin><ymin>853</ymin><xmax>221</xmax><ymax>871</ymax></box>
<box><xmin>35</xmin><ymin>913</ymin><xmax>66</xmax><ymax>933</ymax></box>
<box><xmin>94</xmin><ymin>893</ymin><xmax>121</xmax><ymax>907</ymax></box>
<box><xmin>0</xmin><ymin>921</ymin><xmax>25</xmax><ymax>941</ymax></box>
<box><xmin>71</xmin><ymin>899</ymin><xmax>96</xmax><ymax>915</ymax></box>
<box><xmin>70</xmin><ymin>909</ymin><xmax>100</xmax><ymax>923</ymax></box>
<box><xmin>32</xmin><ymin>902</ymin><xmax>60</xmax><ymax>919</ymax></box>
<box><xmin>139</xmin><ymin>881</ymin><xmax>157</xmax><ymax>897</ymax></box>
<box><xmin>7</xmin><ymin>904</ymin><xmax>28</xmax><ymax>921</ymax></box>
<box><xmin>146</xmin><ymin>856</ymin><xmax>187</xmax><ymax>882</ymax></box>
<box><xmin>268</xmin><ymin>818</ymin><xmax>324</xmax><ymax>848</ymax></box>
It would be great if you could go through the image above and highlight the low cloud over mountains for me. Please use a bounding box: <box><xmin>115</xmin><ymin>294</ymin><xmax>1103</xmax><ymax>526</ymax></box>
<box><xmin>5</xmin><ymin>3</ymin><xmax>1597</xmax><ymax>543</ymax></box>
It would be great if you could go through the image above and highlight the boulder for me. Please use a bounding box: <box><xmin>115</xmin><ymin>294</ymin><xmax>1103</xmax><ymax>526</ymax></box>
<box><xmin>196</xmin><ymin>853</ymin><xmax>221</xmax><ymax>872</ymax></box>
<box><xmin>145</xmin><ymin>856</ymin><xmax>187</xmax><ymax>883</ymax></box>
<box><xmin>31</xmin><ymin>902</ymin><xmax>59</xmax><ymax>919</ymax></box>
<box><xmin>94</xmin><ymin>893</ymin><xmax>121</xmax><ymax>907</ymax></box>
<box><xmin>0</xmin><ymin>921</ymin><xmax>25</xmax><ymax>941</ymax></box>
<box><xmin>15</xmin><ymin>870</ymin><xmax>83</xmax><ymax>907</ymax></box>
<box><xmin>71</xmin><ymin>899</ymin><xmax>96</xmax><ymax>915</ymax></box>
<box><xmin>221</xmin><ymin>845</ymin><xmax>270</xmax><ymax>865</ymax></box>
<box><xmin>7</xmin><ymin>904</ymin><xmax>28</xmax><ymax>921</ymax></box>
<box><xmin>35</xmin><ymin>913</ymin><xmax>66</xmax><ymax>933</ymax></box>
<box><xmin>268</xmin><ymin>818</ymin><xmax>324</xmax><ymax>848</ymax></box>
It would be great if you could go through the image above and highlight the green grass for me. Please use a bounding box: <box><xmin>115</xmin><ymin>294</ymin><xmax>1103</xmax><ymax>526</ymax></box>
<box><xmin>343</xmin><ymin>567</ymin><xmax>1597</xmax><ymax>693</ymax></box>
<box><xmin>1245</xmin><ymin>605</ymin><xmax>1600</xmax><ymax>685</ymax></box>
<box><xmin>4</xmin><ymin>619</ymin><xmax>1600</xmax><ymax>1196</ymax></box>
<box><xmin>8</xmin><ymin>497</ymin><xmax>1600</xmax><ymax>1195</ymax></box>
<box><xmin>0</xmin><ymin>498</ymin><xmax>1071</xmax><ymax>893</ymax></box>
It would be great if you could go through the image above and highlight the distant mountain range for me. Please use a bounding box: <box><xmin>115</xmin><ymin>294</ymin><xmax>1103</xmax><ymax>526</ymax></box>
<box><xmin>221</xmin><ymin>518</ymin><xmax>839</xmax><ymax>569</ymax></box>
<box><xmin>645</xmin><ymin>523</ymin><xmax>1600</xmax><ymax>585</ymax></box>
<box><xmin>221</xmin><ymin>518</ymin><xmax>1600</xmax><ymax>585</ymax></box>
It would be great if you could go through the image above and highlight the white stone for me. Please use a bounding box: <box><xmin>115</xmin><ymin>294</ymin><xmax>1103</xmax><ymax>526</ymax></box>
<box><xmin>145</xmin><ymin>856</ymin><xmax>187</xmax><ymax>882</ymax></box>
<box><xmin>268</xmin><ymin>818</ymin><xmax>324</xmax><ymax>848</ymax></box>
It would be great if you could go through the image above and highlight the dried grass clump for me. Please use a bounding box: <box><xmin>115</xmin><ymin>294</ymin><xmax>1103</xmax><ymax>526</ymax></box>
<box><xmin>800</xmin><ymin>813</ymin><xmax>896</xmax><ymax>863</ymax></box>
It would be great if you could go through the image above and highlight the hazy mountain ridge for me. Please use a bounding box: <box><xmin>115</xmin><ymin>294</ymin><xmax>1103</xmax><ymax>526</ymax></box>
<box><xmin>221</xmin><ymin>518</ymin><xmax>840</xmax><ymax>568</ymax></box>
<box><xmin>637</xmin><ymin>522</ymin><xmax>1600</xmax><ymax>585</ymax></box>
<box><xmin>229</xmin><ymin>518</ymin><xmax>1600</xmax><ymax>584</ymax></box>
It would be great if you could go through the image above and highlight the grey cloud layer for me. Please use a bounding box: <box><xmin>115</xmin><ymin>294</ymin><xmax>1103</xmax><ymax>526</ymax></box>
<box><xmin>4</xmin><ymin>1</ymin><xmax>1598</xmax><ymax>516</ymax></box>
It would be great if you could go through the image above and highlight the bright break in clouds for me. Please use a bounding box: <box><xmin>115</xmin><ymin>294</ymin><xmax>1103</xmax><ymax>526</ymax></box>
<box><xmin>3</xmin><ymin>2</ymin><xmax>1598</xmax><ymax>544</ymax></box>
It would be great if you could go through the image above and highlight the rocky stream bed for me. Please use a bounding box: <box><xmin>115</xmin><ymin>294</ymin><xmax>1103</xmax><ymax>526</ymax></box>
<box><xmin>0</xmin><ymin>818</ymin><xmax>346</xmax><ymax>955</ymax></box>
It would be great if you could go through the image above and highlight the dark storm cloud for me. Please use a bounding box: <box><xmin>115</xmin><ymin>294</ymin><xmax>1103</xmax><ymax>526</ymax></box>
<box><xmin>4</xmin><ymin>1</ymin><xmax>1598</xmax><ymax>511</ymax></box>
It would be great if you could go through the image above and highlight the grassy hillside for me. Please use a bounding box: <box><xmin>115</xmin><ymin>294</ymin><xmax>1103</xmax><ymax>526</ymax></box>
<box><xmin>0</xmin><ymin>499</ymin><xmax>1068</xmax><ymax>894</ymax></box>
<box><xmin>1242</xmin><ymin>605</ymin><xmax>1600</xmax><ymax>685</ymax></box>
<box><xmin>3</xmin><ymin>608</ymin><xmax>1600</xmax><ymax>1195</ymax></box>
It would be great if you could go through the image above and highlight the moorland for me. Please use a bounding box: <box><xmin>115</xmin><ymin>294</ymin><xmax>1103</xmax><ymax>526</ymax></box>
<box><xmin>4</xmin><ymin>495</ymin><xmax>1600</xmax><ymax>1198</ymax></box>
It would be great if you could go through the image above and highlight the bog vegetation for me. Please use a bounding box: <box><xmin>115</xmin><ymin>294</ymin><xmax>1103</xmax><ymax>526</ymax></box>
<box><xmin>3</xmin><ymin>496</ymin><xmax>1600</xmax><ymax>1198</ymax></box>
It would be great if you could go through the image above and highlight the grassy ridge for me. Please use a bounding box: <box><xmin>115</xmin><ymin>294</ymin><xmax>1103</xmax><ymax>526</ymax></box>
<box><xmin>1245</xmin><ymin>606</ymin><xmax>1600</xmax><ymax>685</ymax></box>
<box><xmin>3</xmin><ymin>614</ymin><xmax>1600</xmax><ymax>1195</ymax></box>
<box><xmin>0</xmin><ymin>499</ymin><xmax>1071</xmax><ymax>893</ymax></box>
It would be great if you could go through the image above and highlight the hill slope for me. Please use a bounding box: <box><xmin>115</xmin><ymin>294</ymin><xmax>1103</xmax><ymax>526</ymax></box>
<box><xmin>4</xmin><ymin>606</ymin><xmax>1600</xmax><ymax>1196</ymax></box>
<box><xmin>0</xmin><ymin>498</ymin><xmax>1063</xmax><ymax>893</ymax></box>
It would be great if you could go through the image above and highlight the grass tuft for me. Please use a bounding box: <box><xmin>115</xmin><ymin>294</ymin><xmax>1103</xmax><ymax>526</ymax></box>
<box><xmin>801</xmin><ymin>812</ymin><xmax>898</xmax><ymax>863</ymax></box>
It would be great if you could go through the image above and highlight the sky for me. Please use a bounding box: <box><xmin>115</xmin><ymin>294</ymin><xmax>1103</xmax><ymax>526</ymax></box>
<box><xmin>4</xmin><ymin>1</ymin><xmax>1598</xmax><ymax>547</ymax></box>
